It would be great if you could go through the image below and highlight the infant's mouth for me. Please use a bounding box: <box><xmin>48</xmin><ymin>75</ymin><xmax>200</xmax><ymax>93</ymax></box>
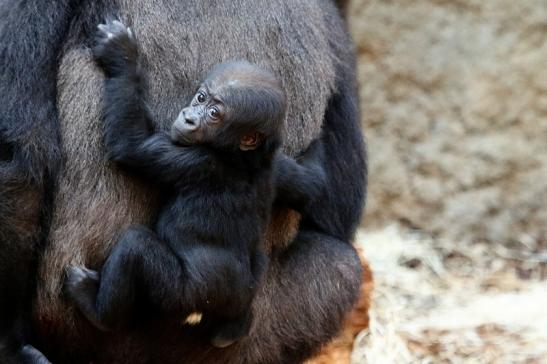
<box><xmin>170</xmin><ymin>128</ymin><xmax>192</xmax><ymax>146</ymax></box>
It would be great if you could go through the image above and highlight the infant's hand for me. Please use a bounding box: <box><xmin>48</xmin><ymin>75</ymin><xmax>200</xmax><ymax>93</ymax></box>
<box><xmin>92</xmin><ymin>19</ymin><xmax>138</xmax><ymax>77</ymax></box>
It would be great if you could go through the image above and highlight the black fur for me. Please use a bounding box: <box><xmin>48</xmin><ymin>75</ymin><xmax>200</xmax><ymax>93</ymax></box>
<box><xmin>65</xmin><ymin>22</ymin><xmax>327</xmax><ymax>349</ymax></box>
<box><xmin>300</xmin><ymin>54</ymin><xmax>367</xmax><ymax>242</ymax></box>
<box><xmin>1</xmin><ymin>1</ymin><xmax>366</xmax><ymax>362</ymax></box>
<box><xmin>0</xmin><ymin>1</ymin><xmax>79</xmax><ymax>362</ymax></box>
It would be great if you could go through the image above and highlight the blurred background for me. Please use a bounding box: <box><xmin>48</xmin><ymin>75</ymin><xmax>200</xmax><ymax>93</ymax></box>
<box><xmin>345</xmin><ymin>0</ymin><xmax>546</xmax><ymax>362</ymax></box>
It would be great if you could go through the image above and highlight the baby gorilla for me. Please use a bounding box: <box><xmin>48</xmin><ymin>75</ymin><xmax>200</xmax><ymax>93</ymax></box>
<box><xmin>65</xmin><ymin>20</ymin><xmax>326</xmax><ymax>348</ymax></box>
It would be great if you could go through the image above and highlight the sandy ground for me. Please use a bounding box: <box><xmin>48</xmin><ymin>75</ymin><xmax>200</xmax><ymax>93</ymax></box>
<box><xmin>351</xmin><ymin>225</ymin><xmax>547</xmax><ymax>364</ymax></box>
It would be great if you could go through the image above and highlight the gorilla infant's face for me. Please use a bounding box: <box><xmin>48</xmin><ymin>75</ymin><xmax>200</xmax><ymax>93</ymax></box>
<box><xmin>170</xmin><ymin>61</ymin><xmax>286</xmax><ymax>152</ymax></box>
<box><xmin>171</xmin><ymin>85</ymin><xmax>227</xmax><ymax>146</ymax></box>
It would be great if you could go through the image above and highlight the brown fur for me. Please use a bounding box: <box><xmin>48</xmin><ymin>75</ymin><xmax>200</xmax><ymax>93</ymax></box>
<box><xmin>34</xmin><ymin>46</ymin><xmax>161</xmax><ymax>338</ymax></box>
<box><xmin>263</xmin><ymin>208</ymin><xmax>302</xmax><ymax>252</ymax></box>
<box><xmin>306</xmin><ymin>247</ymin><xmax>373</xmax><ymax>364</ymax></box>
<box><xmin>36</xmin><ymin>0</ymin><xmax>340</xmax><ymax>334</ymax></box>
<box><xmin>31</xmin><ymin>0</ymin><xmax>365</xmax><ymax>361</ymax></box>
<box><xmin>0</xmin><ymin>179</ymin><xmax>41</xmax><ymax>244</ymax></box>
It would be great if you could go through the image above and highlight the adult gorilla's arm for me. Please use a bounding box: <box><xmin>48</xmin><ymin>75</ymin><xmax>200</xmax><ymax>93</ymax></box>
<box><xmin>231</xmin><ymin>232</ymin><xmax>363</xmax><ymax>364</ymax></box>
<box><xmin>0</xmin><ymin>1</ymin><xmax>79</xmax><ymax>362</ymax></box>
<box><xmin>238</xmin><ymin>57</ymin><xmax>366</xmax><ymax>363</ymax></box>
<box><xmin>0</xmin><ymin>0</ymin><xmax>78</xmax><ymax>177</ymax></box>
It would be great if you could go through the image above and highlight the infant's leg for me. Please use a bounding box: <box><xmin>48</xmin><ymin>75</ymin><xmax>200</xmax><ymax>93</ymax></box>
<box><xmin>207</xmin><ymin>251</ymin><xmax>267</xmax><ymax>347</ymax></box>
<box><xmin>65</xmin><ymin>225</ymin><xmax>183</xmax><ymax>330</ymax></box>
<box><xmin>210</xmin><ymin>310</ymin><xmax>253</xmax><ymax>348</ymax></box>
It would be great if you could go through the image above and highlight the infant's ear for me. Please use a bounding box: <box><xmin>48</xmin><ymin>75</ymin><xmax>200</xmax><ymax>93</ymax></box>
<box><xmin>239</xmin><ymin>133</ymin><xmax>265</xmax><ymax>151</ymax></box>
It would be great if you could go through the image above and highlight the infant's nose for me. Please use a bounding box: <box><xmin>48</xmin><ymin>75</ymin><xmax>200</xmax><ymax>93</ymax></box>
<box><xmin>184</xmin><ymin>112</ymin><xmax>196</xmax><ymax>126</ymax></box>
<box><xmin>180</xmin><ymin>108</ymin><xmax>199</xmax><ymax>130</ymax></box>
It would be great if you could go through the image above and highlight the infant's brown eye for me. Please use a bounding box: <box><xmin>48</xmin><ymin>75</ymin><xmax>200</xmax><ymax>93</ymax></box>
<box><xmin>208</xmin><ymin>107</ymin><xmax>220</xmax><ymax>120</ymax></box>
<box><xmin>197</xmin><ymin>93</ymin><xmax>206</xmax><ymax>103</ymax></box>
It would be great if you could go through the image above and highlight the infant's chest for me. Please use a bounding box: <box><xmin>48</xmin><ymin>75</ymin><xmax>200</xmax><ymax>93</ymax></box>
<box><xmin>157</xmin><ymin>189</ymin><xmax>268</xmax><ymax>249</ymax></box>
<box><xmin>157</xmin><ymin>184</ymin><xmax>269</xmax><ymax>239</ymax></box>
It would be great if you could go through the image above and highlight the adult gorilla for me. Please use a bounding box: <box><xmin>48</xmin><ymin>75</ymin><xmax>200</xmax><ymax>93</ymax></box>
<box><xmin>0</xmin><ymin>0</ymin><xmax>367</xmax><ymax>363</ymax></box>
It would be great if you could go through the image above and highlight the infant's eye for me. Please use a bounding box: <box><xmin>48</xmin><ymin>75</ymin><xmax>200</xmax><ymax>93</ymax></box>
<box><xmin>197</xmin><ymin>92</ymin><xmax>206</xmax><ymax>103</ymax></box>
<box><xmin>208</xmin><ymin>107</ymin><xmax>221</xmax><ymax>120</ymax></box>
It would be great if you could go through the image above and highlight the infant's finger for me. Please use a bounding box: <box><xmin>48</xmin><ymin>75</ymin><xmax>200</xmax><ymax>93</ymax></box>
<box><xmin>112</xmin><ymin>20</ymin><xmax>125</xmax><ymax>30</ymax></box>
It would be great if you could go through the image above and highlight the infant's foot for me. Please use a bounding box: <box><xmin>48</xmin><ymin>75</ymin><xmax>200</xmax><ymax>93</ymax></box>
<box><xmin>210</xmin><ymin>312</ymin><xmax>253</xmax><ymax>348</ymax></box>
<box><xmin>65</xmin><ymin>266</ymin><xmax>99</xmax><ymax>301</ymax></box>
<box><xmin>65</xmin><ymin>266</ymin><xmax>110</xmax><ymax>331</ymax></box>
<box><xmin>20</xmin><ymin>345</ymin><xmax>52</xmax><ymax>364</ymax></box>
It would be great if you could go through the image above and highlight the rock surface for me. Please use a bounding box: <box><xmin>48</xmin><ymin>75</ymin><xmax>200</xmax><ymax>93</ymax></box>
<box><xmin>349</xmin><ymin>0</ymin><xmax>547</xmax><ymax>243</ymax></box>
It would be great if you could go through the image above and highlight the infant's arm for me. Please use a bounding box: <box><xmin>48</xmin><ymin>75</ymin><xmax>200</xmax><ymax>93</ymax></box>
<box><xmin>93</xmin><ymin>20</ymin><xmax>215</xmax><ymax>185</ymax></box>
<box><xmin>273</xmin><ymin>139</ymin><xmax>327</xmax><ymax>212</ymax></box>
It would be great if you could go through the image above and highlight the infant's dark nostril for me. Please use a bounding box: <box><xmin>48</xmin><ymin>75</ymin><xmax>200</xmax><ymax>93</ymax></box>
<box><xmin>185</xmin><ymin>117</ymin><xmax>196</xmax><ymax>126</ymax></box>
<box><xmin>0</xmin><ymin>142</ymin><xmax>14</xmax><ymax>162</ymax></box>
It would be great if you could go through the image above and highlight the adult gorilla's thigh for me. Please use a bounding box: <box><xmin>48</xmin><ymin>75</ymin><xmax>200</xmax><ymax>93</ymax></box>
<box><xmin>238</xmin><ymin>230</ymin><xmax>363</xmax><ymax>364</ymax></box>
<box><xmin>159</xmin><ymin>230</ymin><xmax>363</xmax><ymax>364</ymax></box>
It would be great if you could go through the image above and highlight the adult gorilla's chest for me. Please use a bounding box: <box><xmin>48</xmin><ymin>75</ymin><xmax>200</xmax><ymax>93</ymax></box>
<box><xmin>120</xmin><ymin>0</ymin><xmax>337</xmax><ymax>155</ymax></box>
